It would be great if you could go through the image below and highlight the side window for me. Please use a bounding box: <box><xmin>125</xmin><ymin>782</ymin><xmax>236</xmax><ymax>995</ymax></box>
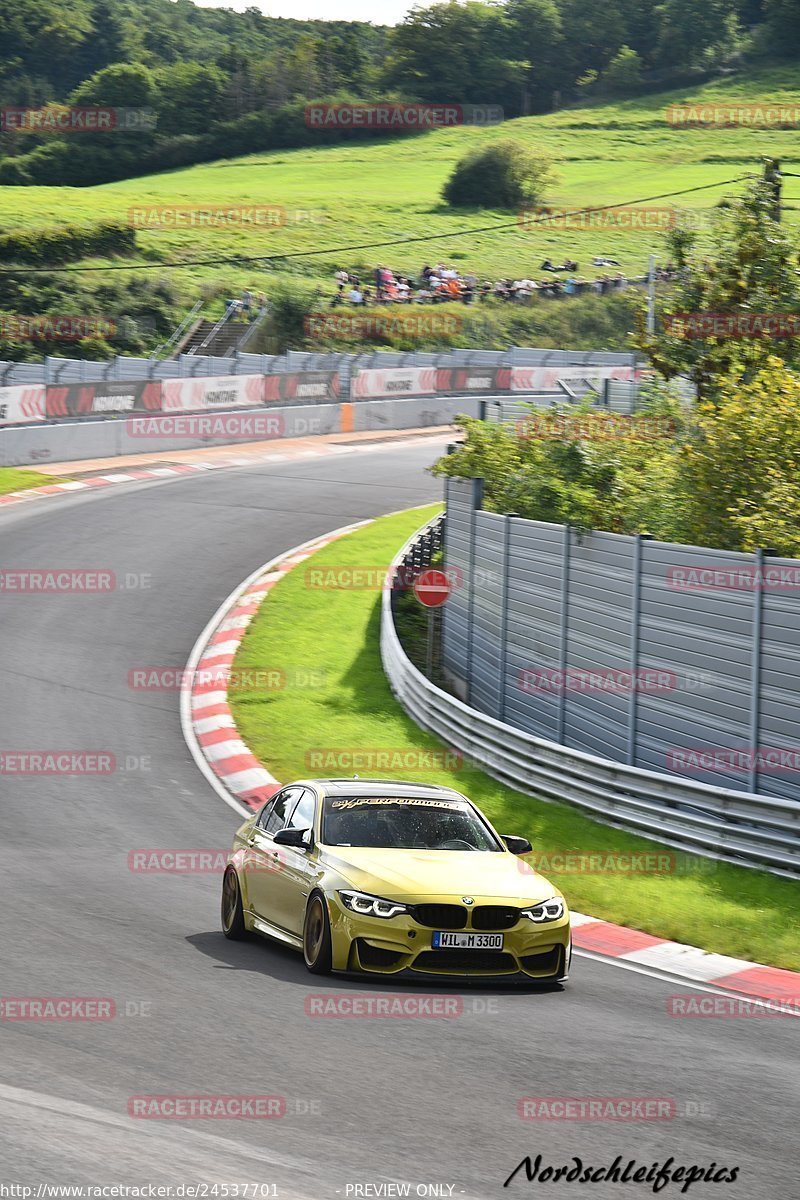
<box><xmin>286</xmin><ymin>788</ymin><xmax>316</xmax><ymax>832</ymax></box>
<box><xmin>256</xmin><ymin>798</ymin><xmax>277</xmax><ymax>830</ymax></box>
<box><xmin>264</xmin><ymin>787</ymin><xmax>301</xmax><ymax>835</ymax></box>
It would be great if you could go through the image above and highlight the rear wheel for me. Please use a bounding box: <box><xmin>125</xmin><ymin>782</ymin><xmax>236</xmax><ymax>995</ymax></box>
<box><xmin>221</xmin><ymin>868</ymin><xmax>247</xmax><ymax>940</ymax></box>
<box><xmin>303</xmin><ymin>892</ymin><xmax>332</xmax><ymax>974</ymax></box>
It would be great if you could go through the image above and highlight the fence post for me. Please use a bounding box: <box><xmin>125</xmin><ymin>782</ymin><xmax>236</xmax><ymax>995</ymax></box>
<box><xmin>498</xmin><ymin>514</ymin><xmax>514</xmax><ymax>722</ymax></box>
<box><xmin>465</xmin><ymin>477</ymin><xmax>484</xmax><ymax>707</ymax></box>
<box><xmin>748</xmin><ymin>546</ymin><xmax>765</xmax><ymax>793</ymax></box>
<box><xmin>626</xmin><ymin>533</ymin><xmax>649</xmax><ymax>766</ymax></box>
<box><xmin>556</xmin><ymin>525</ymin><xmax>571</xmax><ymax>743</ymax></box>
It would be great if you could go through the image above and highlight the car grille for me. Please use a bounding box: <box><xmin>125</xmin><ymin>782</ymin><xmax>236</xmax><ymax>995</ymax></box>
<box><xmin>412</xmin><ymin>950</ymin><xmax>517</xmax><ymax>974</ymax></box>
<box><xmin>471</xmin><ymin>905</ymin><xmax>520</xmax><ymax>931</ymax></box>
<box><xmin>409</xmin><ymin>904</ymin><xmax>467</xmax><ymax>929</ymax></box>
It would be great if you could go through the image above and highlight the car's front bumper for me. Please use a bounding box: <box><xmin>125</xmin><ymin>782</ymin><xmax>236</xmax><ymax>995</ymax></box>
<box><xmin>328</xmin><ymin>898</ymin><xmax>571</xmax><ymax>981</ymax></box>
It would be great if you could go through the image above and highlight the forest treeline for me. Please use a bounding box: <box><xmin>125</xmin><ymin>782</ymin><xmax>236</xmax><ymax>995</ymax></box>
<box><xmin>0</xmin><ymin>0</ymin><xmax>796</xmax><ymax>184</ymax></box>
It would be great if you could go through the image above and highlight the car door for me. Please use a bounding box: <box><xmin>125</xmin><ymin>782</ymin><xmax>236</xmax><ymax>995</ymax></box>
<box><xmin>267</xmin><ymin>788</ymin><xmax>320</xmax><ymax>937</ymax></box>
<box><xmin>244</xmin><ymin>787</ymin><xmax>303</xmax><ymax>921</ymax></box>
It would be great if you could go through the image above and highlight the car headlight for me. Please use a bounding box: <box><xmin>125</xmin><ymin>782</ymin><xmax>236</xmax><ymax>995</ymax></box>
<box><xmin>521</xmin><ymin>897</ymin><xmax>565</xmax><ymax>923</ymax></box>
<box><xmin>339</xmin><ymin>890</ymin><xmax>407</xmax><ymax>919</ymax></box>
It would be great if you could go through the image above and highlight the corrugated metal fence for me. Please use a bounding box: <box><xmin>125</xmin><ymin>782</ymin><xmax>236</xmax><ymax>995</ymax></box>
<box><xmin>383</xmin><ymin>513</ymin><xmax>800</xmax><ymax>877</ymax></box>
<box><xmin>442</xmin><ymin>476</ymin><xmax>800</xmax><ymax>804</ymax></box>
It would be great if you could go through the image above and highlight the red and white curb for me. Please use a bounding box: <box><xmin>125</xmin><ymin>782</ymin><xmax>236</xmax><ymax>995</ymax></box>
<box><xmin>570</xmin><ymin>913</ymin><xmax>800</xmax><ymax>1008</ymax></box>
<box><xmin>181</xmin><ymin>523</ymin><xmax>800</xmax><ymax>1009</ymax></box>
<box><xmin>0</xmin><ymin>436</ymin><xmax>440</xmax><ymax>510</ymax></box>
<box><xmin>180</xmin><ymin>520</ymin><xmax>371</xmax><ymax>817</ymax></box>
<box><xmin>0</xmin><ymin>458</ymin><xmax>275</xmax><ymax>507</ymax></box>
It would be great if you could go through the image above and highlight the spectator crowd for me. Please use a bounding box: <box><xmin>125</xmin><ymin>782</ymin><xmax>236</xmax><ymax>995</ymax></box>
<box><xmin>331</xmin><ymin>260</ymin><xmax>679</xmax><ymax>307</ymax></box>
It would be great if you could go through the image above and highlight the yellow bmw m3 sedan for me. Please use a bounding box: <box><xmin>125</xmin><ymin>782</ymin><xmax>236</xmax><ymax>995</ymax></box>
<box><xmin>222</xmin><ymin>779</ymin><xmax>571</xmax><ymax>983</ymax></box>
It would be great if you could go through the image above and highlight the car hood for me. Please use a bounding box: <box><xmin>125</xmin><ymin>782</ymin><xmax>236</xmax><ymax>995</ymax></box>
<box><xmin>322</xmin><ymin>846</ymin><xmax>562</xmax><ymax>904</ymax></box>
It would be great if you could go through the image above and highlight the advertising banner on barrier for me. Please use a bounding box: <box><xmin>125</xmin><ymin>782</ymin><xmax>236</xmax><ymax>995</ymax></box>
<box><xmin>263</xmin><ymin>372</ymin><xmax>340</xmax><ymax>403</ymax></box>
<box><xmin>46</xmin><ymin>381</ymin><xmax>162</xmax><ymax>419</ymax></box>
<box><xmin>0</xmin><ymin>385</ymin><xmax>46</xmax><ymax>426</ymax></box>
<box><xmin>161</xmin><ymin>374</ymin><xmax>264</xmax><ymax>412</ymax></box>
<box><xmin>351</xmin><ymin>367</ymin><xmax>438</xmax><ymax>399</ymax></box>
<box><xmin>510</xmin><ymin>364</ymin><xmax>637</xmax><ymax>392</ymax></box>
<box><xmin>435</xmin><ymin>366</ymin><xmax>511</xmax><ymax>394</ymax></box>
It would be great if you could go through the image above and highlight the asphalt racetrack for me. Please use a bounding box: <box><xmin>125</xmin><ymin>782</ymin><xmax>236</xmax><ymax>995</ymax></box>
<box><xmin>0</xmin><ymin>437</ymin><xmax>796</xmax><ymax>1198</ymax></box>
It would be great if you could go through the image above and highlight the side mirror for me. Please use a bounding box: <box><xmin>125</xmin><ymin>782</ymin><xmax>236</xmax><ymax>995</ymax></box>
<box><xmin>502</xmin><ymin>834</ymin><xmax>533</xmax><ymax>855</ymax></box>
<box><xmin>273</xmin><ymin>827</ymin><xmax>312</xmax><ymax>848</ymax></box>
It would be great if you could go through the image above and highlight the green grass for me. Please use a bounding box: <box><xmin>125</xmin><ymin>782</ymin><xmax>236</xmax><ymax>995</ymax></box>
<box><xmin>0</xmin><ymin>468</ymin><xmax>60</xmax><ymax>495</ymax></box>
<box><xmin>2</xmin><ymin>65</ymin><xmax>799</xmax><ymax>311</ymax></box>
<box><xmin>230</xmin><ymin>505</ymin><xmax>800</xmax><ymax>971</ymax></box>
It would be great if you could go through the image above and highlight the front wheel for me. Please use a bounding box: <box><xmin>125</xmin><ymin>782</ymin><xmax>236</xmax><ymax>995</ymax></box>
<box><xmin>303</xmin><ymin>892</ymin><xmax>332</xmax><ymax>974</ymax></box>
<box><xmin>221</xmin><ymin>867</ymin><xmax>248</xmax><ymax>940</ymax></box>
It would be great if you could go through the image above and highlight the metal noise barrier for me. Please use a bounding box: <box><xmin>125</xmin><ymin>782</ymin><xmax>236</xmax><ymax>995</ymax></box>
<box><xmin>381</xmin><ymin>516</ymin><xmax>800</xmax><ymax>880</ymax></box>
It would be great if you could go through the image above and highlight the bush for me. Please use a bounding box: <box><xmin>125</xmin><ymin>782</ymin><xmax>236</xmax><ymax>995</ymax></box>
<box><xmin>442</xmin><ymin>140</ymin><xmax>554</xmax><ymax>210</ymax></box>
<box><xmin>0</xmin><ymin>221</ymin><xmax>137</xmax><ymax>265</ymax></box>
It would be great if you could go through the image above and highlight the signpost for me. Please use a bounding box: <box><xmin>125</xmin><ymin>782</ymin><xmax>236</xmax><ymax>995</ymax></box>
<box><xmin>414</xmin><ymin>569</ymin><xmax>452</xmax><ymax>678</ymax></box>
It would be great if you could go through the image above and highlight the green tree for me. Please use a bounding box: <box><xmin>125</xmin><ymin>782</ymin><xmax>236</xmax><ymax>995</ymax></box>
<box><xmin>762</xmin><ymin>0</ymin><xmax>800</xmax><ymax>55</ymax></box>
<box><xmin>385</xmin><ymin>2</ymin><xmax>525</xmax><ymax>112</ymax></box>
<box><xmin>637</xmin><ymin>180</ymin><xmax>800</xmax><ymax>400</ymax></box>
<box><xmin>506</xmin><ymin>0</ymin><xmax>563</xmax><ymax>113</ymax></box>
<box><xmin>654</xmin><ymin>0</ymin><xmax>741</xmax><ymax>68</ymax></box>
<box><xmin>556</xmin><ymin>0</ymin><xmax>627</xmax><ymax>88</ymax></box>
<box><xmin>152</xmin><ymin>62</ymin><xmax>228</xmax><ymax>136</ymax></box>
<box><xmin>602</xmin><ymin>44</ymin><xmax>643</xmax><ymax>94</ymax></box>
<box><xmin>676</xmin><ymin>358</ymin><xmax>800</xmax><ymax>554</ymax></box>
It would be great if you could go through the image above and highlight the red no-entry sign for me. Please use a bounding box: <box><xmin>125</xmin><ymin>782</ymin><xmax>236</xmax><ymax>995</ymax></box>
<box><xmin>414</xmin><ymin>569</ymin><xmax>452</xmax><ymax>608</ymax></box>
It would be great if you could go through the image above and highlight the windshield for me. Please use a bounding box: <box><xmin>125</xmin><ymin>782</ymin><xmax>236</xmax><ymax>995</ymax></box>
<box><xmin>321</xmin><ymin>795</ymin><xmax>502</xmax><ymax>851</ymax></box>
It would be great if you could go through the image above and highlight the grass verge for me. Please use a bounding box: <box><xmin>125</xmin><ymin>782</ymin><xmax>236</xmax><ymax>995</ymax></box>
<box><xmin>0</xmin><ymin>468</ymin><xmax>62</xmax><ymax>496</ymax></box>
<box><xmin>230</xmin><ymin>505</ymin><xmax>799</xmax><ymax>970</ymax></box>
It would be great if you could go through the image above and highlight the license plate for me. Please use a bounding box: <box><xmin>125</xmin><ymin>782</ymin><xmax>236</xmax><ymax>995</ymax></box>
<box><xmin>432</xmin><ymin>931</ymin><xmax>504</xmax><ymax>950</ymax></box>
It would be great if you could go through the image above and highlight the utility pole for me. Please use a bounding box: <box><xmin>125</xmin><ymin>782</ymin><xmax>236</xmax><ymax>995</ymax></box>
<box><xmin>764</xmin><ymin>158</ymin><xmax>782</xmax><ymax>223</ymax></box>
<box><xmin>646</xmin><ymin>253</ymin><xmax>656</xmax><ymax>336</ymax></box>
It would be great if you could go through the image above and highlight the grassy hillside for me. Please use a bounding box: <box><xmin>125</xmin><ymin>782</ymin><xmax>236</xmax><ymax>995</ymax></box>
<box><xmin>1</xmin><ymin>67</ymin><xmax>798</xmax><ymax>313</ymax></box>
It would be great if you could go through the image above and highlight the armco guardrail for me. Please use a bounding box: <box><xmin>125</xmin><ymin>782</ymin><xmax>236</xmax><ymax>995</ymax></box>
<box><xmin>381</xmin><ymin>517</ymin><xmax>800</xmax><ymax>879</ymax></box>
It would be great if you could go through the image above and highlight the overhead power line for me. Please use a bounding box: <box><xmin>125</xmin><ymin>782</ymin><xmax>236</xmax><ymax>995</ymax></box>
<box><xmin>0</xmin><ymin>174</ymin><xmax>752</xmax><ymax>277</ymax></box>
